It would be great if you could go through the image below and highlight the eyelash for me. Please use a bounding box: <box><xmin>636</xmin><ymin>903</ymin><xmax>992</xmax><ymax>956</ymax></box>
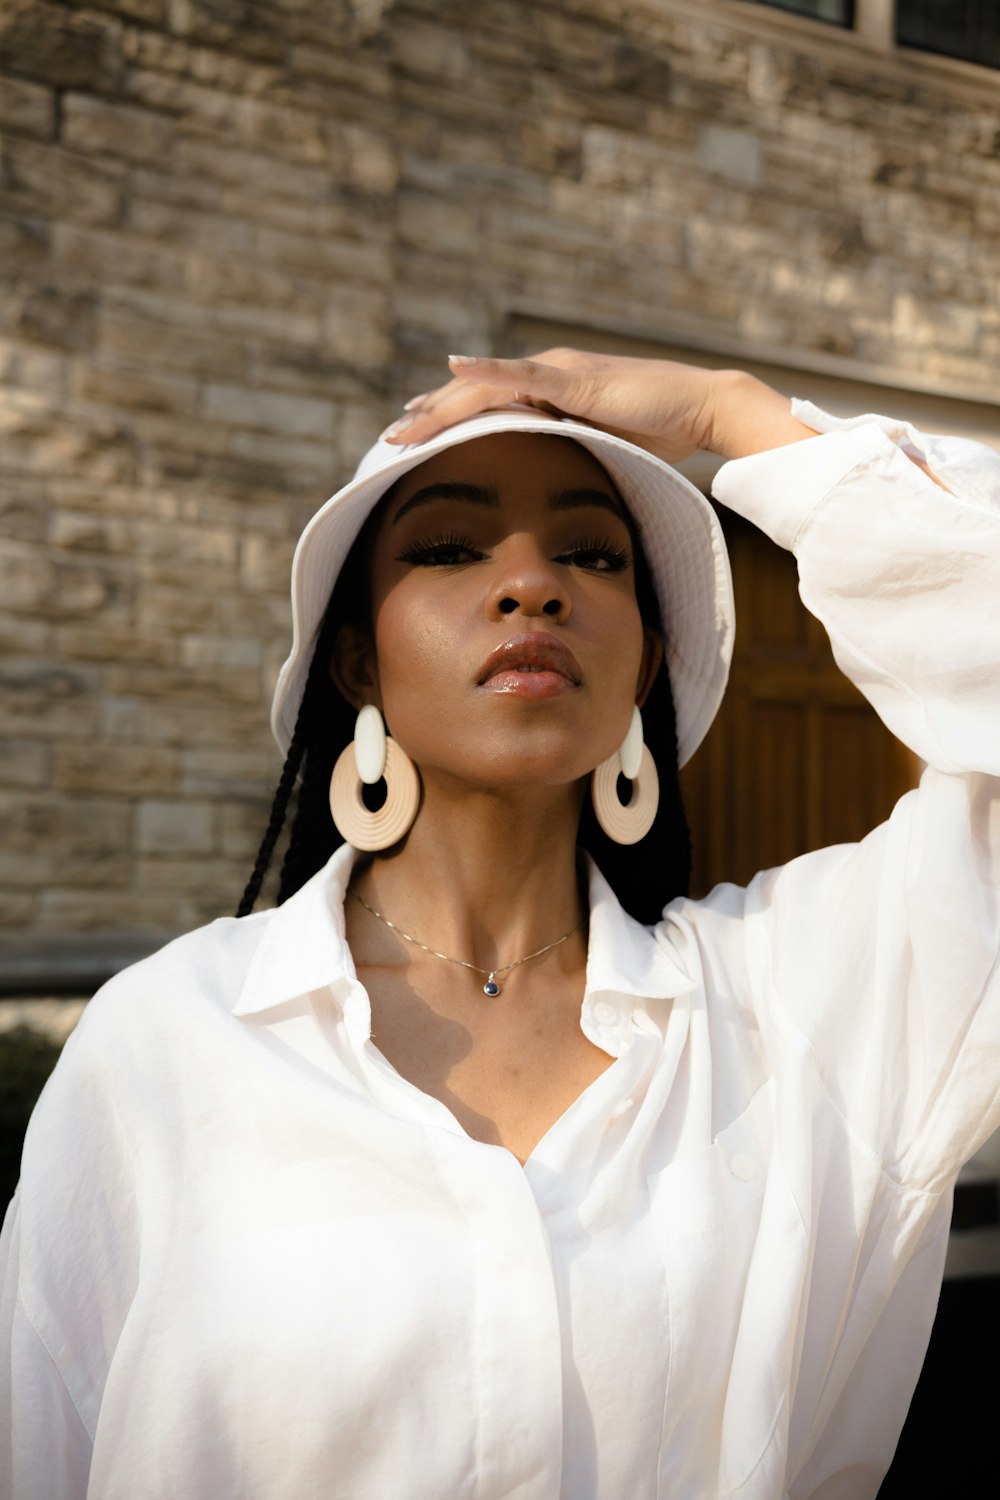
<box><xmin>395</xmin><ymin>533</ymin><xmax>632</xmax><ymax>573</ymax></box>
<box><xmin>396</xmin><ymin>532</ymin><xmax>483</xmax><ymax>567</ymax></box>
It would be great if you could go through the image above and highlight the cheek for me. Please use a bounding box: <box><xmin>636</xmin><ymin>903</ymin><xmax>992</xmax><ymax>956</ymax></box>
<box><xmin>370</xmin><ymin>589</ymin><xmax>468</xmax><ymax>728</ymax></box>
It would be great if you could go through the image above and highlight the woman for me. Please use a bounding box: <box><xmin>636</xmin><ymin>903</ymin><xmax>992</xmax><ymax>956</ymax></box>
<box><xmin>2</xmin><ymin>350</ymin><xmax>998</xmax><ymax>1499</ymax></box>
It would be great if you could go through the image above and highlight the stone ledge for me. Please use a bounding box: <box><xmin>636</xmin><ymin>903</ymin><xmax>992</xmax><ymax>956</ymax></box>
<box><xmin>0</xmin><ymin>932</ymin><xmax>172</xmax><ymax>997</ymax></box>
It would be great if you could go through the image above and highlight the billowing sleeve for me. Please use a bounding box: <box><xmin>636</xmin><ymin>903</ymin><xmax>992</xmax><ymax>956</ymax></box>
<box><xmin>707</xmin><ymin>405</ymin><xmax>1000</xmax><ymax>1188</ymax></box>
<box><xmin>0</xmin><ymin>998</ymin><xmax>141</xmax><ymax>1499</ymax></box>
<box><xmin>0</xmin><ymin>1195</ymin><xmax>93</xmax><ymax>1499</ymax></box>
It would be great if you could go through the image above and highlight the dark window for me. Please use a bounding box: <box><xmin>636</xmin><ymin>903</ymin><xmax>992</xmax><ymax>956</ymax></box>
<box><xmin>897</xmin><ymin>1</ymin><xmax>1000</xmax><ymax>68</ymax></box>
<box><xmin>751</xmin><ymin>0</ymin><xmax>854</xmax><ymax>23</ymax></box>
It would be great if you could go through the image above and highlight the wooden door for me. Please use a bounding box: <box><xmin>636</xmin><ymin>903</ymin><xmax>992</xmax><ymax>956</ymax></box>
<box><xmin>679</xmin><ymin>508</ymin><xmax>920</xmax><ymax>898</ymax></box>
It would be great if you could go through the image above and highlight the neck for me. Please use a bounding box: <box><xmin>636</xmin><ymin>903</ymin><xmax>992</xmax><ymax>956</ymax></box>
<box><xmin>349</xmin><ymin>775</ymin><xmax>589</xmax><ymax>974</ymax></box>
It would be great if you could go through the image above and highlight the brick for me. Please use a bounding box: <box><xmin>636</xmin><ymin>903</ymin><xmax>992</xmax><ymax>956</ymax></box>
<box><xmin>0</xmin><ymin>137</ymin><xmax>126</xmax><ymax>227</ymax></box>
<box><xmin>97</xmin><ymin>307</ymin><xmax>247</xmax><ymax>380</ymax></box>
<box><xmin>50</xmin><ymin>222</ymin><xmax>189</xmax><ymax>295</ymax></box>
<box><xmin>72</xmin><ymin>360</ymin><xmax>199</xmax><ymax>417</ymax></box>
<box><xmin>129</xmin><ymin>515</ymin><xmax>237</xmax><ymax>568</ymax></box>
<box><xmin>104</xmin><ymin>660</ymin><xmax>261</xmax><ymax>707</ymax></box>
<box><xmin>0</xmin><ymin>615</ymin><xmax>50</xmax><ymax>656</ymax></box>
<box><xmin>14</xmin><ymin>282</ymin><xmax>99</xmax><ymax>353</ymax></box>
<box><xmin>0</xmin><ymin>214</ymin><xmax>50</xmax><ymax>269</ymax></box>
<box><xmin>53</xmin><ymin>743</ymin><xmax>177</xmax><ymax>796</ymax></box>
<box><xmin>173</xmin><ymin>135</ymin><xmax>332</xmax><ymax>202</ymax></box>
<box><xmin>136</xmin><ymin>798</ymin><xmax>214</xmax><ymax>855</ymax></box>
<box><xmin>398</xmin><ymin>191</ymin><xmax>477</xmax><ymax>255</ymax></box>
<box><xmin>0</xmin><ymin>893</ymin><xmax>38</xmax><ymax>930</ymax></box>
<box><xmin>0</xmin><ymin>660</ymin><xmax>100</xmax><ymax>739</ymax></box>
<box><xmin>0</xmin><ymin>488</ymin><xmax>49</xmax><ymax>544</ymax></box>
<box><xmin>179</xmin><ymin>635</ymin><xmax>262</xmax><ymax>672</ymax></box>
<box><xmin>695</xmin><ymin>124</ymin><xmax>764</xmax><ymax>188</ymax></box>
<box><xmin>134</xmin><ymin>853</ymin><xmax>250</xmax><ymax>893</ymax></box>
<box><xmin>342</xmin><ymin>125</ymin><xmax>399</xmax><ymax>195</ymax></box>
<box><xmin>101</xmin><ymin>694</ymin><xmax>267</xmax><ymax>749</ymax></box>
<box><xmin>0</xmin><ymin>793</ymin><xmax>131</xmax><ymax>886</ymax></box>
<box><xmin>240</xmin><ymin>534</ymin><xmax>296</xmax><ymax>594</ymax></box>
<box><xmin>32</xmin><ymin>888</ymin><xmax>178</xmax><ymax>933</ymax></box>
<box><xmin>0</xmin><ymin>739</ymin><xmax>51</xmax><ymax>788</ymax></box>
<box><xmin>0</xmin><ymin>4</ymin><xmax>125</xmax><ymax>91</ymax></box>
<box><xmin>179</xmin><ymin>746</ymin><xmax>278</xmax><ymax>799</ymax></box>
<box><xmin>201</xmin><ymin>383</ymin><xmax>336</xmax><ymax>439</ymax></box>
<box><xmin>0</xmin><ymin>545</ymin><xmax>132</xmax><ymax>621</ymax></box>
<box><xmin>62</xmin><ymin>93</ymin><xmax>176</xmax><ymax>163</ymax></box>
<box><xmin>216</xmin><ymin>800</ymin><xmax>271</xmax><ymax>860</ymax></box>
<box><xmin>52</xmin><ymin>623</ymin><xmax>176</xmax><ymax>668</ymax></box>
<box><xmin>0</xmin><ymin>397</ymin><xmax>139</xmax><ymax>483</ymax></box>
<box><xmin>165</xmin><ymin>0</ymin><xmax>286</xmax><ymax>62</ymax></box>
<box><xmin>0</xmin><ymin>74</ymin><xmax>55</xmax><ymax>137</ymax></box>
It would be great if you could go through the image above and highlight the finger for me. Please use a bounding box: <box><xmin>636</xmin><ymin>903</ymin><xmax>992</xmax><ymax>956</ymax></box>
<box><xmin>446</xmin><ymin>354</ymin><xmax>582</xmax><ymax>405</ymax></box>
<box><xmin>383</xmin><ymin>355</ymin><xmax>584</xmax><ymax>445</ymax></box>
<box><xmin>381</xmin><ymin>377</ymin><xmax>533</xmax><ymax>444</ymax></box>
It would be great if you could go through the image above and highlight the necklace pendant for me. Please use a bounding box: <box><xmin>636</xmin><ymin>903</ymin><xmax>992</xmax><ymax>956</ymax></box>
<box><xmin>483</xmin><ymin>976</ymin><xmax>501</xmax><ymax>997</ymax></box>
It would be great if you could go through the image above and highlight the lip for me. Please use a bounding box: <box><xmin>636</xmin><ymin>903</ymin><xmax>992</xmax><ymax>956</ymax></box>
<box><xmin>476</xmin><ymin>632</ymin><xmax>583</xmax><ymax>691</ymax></box>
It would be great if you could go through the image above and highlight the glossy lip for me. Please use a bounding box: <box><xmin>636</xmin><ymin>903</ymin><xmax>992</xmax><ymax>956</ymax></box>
<box><xmin>476</xmin><ymin>632</ymin><xmax>583</xmax><ymax>689</ymax></box>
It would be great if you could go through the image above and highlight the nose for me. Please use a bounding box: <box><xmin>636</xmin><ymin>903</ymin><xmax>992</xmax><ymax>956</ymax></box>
<box><xmin>486</xmin><ymin>537</ymin><xmax>571</xmax><ymax>622</ymax></box>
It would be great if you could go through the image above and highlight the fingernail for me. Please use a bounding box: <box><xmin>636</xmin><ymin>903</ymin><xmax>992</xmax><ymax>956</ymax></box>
<box><xmin>403</xmin><ymin>393</ymin><xmax>428</xmax><ymax>411</ymax></box>
<box><xmin>381</xmin><ymin>413</ymin><xmax>417</xmax><ymax>439</ymax></box>
<box><xmin>448</xmin><ymin>353</ymin><xmax>478</xmax><ymax>366</ymax></box>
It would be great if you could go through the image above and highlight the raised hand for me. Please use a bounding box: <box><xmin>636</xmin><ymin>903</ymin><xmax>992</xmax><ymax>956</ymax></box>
<box><xmin>382</xmin><ymin>347</ymin><xmax>816</xmax><ymax>462</ymax></box>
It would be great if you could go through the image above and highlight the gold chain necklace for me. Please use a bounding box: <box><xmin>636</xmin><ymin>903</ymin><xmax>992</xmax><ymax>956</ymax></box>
<box><xmin>349</xmin><ymin>888</ymin><xmax>584</xmax><ymax>997</ymax></box>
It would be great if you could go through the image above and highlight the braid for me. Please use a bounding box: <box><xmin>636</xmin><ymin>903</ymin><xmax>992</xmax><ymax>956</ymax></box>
<box><xmin>236</xmin><ymin>601</ymin><xmax>347</xmax><ymax>918</ymax></box>
<box><xmin>235</xmin><ymin>723</ymin><xmax>306</xmax><ymax>917</ymax></box>
<box><xmin>276</xmin><ymin>723</ymin><xmax>340</xmax><ymax>903</ymax></box>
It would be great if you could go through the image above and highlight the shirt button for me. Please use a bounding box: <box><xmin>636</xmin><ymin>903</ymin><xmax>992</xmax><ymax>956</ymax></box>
<box><xmin>729</xmin><ymin>1152</ymin><xmax>757</xmax><ymax>1182</ymax></box>
<box><xmin>593</xmin><ymin>1001</ymin><xmax>618</xmax><ymax>1026</ymax></box>
<box><xmin>610</xmin><ymin>1097</ymin><xmax>635</xmax><ymax>1121</ymax></box>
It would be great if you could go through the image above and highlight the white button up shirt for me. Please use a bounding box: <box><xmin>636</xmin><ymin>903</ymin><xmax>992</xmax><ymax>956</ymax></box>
<box><xmin>3</xmin><ymin>406</ymin><xmax>999</xmax><ymax>1500</ymax></box>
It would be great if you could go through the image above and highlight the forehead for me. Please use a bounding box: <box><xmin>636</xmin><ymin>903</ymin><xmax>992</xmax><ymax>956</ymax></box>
<box><xmin>384</xmin><ymin>431</ymin><xmax>621</xmax><ymax>508</ymax></box>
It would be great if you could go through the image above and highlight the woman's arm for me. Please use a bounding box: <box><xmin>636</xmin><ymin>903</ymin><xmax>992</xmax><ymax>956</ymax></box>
<box><xmin>1</xmin><ymin>1196</ymin><xmax>93</xmax><ymax>1498</ymax></box>
<box><xmin>393</xmin><ymin>351</ymin><xmax>1000</xmax><ymax>1178</ymax></box>
<box><xmin>381</xmin><ymin>348</ymin><xmax>814</xmax><ymax>460</ymax></box>
<box><xmin>713</xmin><ymin>413</ymin><xmax>1000</xmax><ymax>1179</ymax></box>
<box><xmin>381</xmin><ymin>348</ymin><xmax>950</xmax><ymax>489</ymax></box>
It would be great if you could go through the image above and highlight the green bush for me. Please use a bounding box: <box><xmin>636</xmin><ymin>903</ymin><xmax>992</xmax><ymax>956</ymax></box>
<box><xmin>0</xmin><ymin>1026</ymin><xmax>64</xmax><ymax>1214</ymax></box>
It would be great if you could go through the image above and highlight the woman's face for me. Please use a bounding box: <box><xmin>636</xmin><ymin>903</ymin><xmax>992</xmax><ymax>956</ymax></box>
<box><xmin>334</xmin><ymin>432</ymin><xmax>662</xmax><ymax>794</ymax></box>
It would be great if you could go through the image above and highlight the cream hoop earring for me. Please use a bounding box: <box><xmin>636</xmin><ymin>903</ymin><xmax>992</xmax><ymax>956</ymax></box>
<box><xmin>590</xmin><ymin>706</ymin><xmax>659</xmax><ymax>845</ymax></box>
<box><xmin>329</xmin><ymin>706</ymin><xmax>421</xmax><ymax>851</ymax></box>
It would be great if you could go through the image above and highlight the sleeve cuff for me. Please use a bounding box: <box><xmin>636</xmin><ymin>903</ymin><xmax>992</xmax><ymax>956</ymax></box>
<box><xmin>711</xmin><ymin>421</ymin><xmax>895</xmax><ymax>551</ymax></box>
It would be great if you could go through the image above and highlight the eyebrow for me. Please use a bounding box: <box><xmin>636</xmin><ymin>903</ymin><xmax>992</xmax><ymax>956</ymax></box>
<box><xmin>390</xmin><ymin>480</ymin><xmax>630</xmax><ymax>526</ymax></box>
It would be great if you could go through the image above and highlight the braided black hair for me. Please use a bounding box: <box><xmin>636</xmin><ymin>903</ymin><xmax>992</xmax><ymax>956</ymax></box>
<box><xmin>238</xmin><ymin>489</ymin><xmax>692</xmax><ymax>925</ymax></box>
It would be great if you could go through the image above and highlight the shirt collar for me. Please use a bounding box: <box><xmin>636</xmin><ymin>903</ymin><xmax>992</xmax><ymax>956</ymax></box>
<box><xmin>232</xmin><ymin>843</ymin><xmax>697</xmax><ymax>1034</ymax></box>
<box><xmin>231</xmin><ymin>842</ymin><xmax>359</xmax><ymax>1019</ymax></box>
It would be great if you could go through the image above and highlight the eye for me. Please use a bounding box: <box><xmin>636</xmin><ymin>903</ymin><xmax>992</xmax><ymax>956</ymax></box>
<box><xmin>556</xmin><ymin>536</ymin><xmax>632</xmax><ymax>573</ymax></box>
<box><xmin>395</xmin><ymin>532</ymin><xmax>485</xmax><ymax>567</ymax></box>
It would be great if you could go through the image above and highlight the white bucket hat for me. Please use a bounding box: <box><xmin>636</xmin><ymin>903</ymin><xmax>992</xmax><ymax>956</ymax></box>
<box><xmin>270</xmin><ymin>406</ymin><xmax>735</xmax><ymax>768</ymax></box>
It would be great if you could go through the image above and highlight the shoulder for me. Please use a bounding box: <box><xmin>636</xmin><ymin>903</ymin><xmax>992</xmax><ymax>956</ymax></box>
<box><xmin>21</xmin><ymin>908</ymin><xmax>277</xmax><ymax>1156</ymax></box>
<box><xmin>74</xmin><ymin>907</ymin><xmax>273</xmax><ymax>1048</ymax></box>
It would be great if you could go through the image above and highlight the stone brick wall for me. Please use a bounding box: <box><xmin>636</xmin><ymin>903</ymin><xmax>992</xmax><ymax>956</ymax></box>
<box><xmin>2</xmin><ymin>0</ymin><xmax>998</xmax><ymax>969</ymax></box>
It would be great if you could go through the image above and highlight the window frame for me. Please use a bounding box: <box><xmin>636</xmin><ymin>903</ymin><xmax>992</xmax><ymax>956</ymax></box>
<box><xmin>721</xmin><ymin>0</ymin><xmax>1000</xmax><ymax>82</ymax></box>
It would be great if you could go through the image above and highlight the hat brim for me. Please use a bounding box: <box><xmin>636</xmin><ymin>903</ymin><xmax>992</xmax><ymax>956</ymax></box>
<box><xmin>270</xmin><ymin>407</ymin><xmax>734</xmax><ymax>768</ymax></box>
